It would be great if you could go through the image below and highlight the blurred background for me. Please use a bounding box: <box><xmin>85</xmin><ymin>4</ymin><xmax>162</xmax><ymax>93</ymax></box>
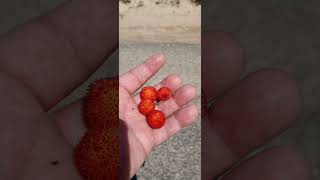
<box><xmin>203</xmin><ymin>0</ymin><xmax>320</xmax><ymax>179</ymax></box>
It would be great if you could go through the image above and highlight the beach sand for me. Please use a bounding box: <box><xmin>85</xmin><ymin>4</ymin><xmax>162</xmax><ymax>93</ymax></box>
<box><xmin>120</xmin><ymin>0</ymin><xmax>201</xmax><ymax>44</ymax></box>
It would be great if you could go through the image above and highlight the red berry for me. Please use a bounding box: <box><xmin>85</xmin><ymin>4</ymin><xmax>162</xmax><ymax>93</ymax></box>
<box><xmin>140</xmin><ymin>86</ymin><xmax>157</xmax><ymax>101</ymax></box>
<box><xmin>74</xmin><ymin>128</ymin><xmax>119</xmax><ymax>180</ymax></box>
<box><xmin>138</xmin><ymin>99</ymin><xmax>155</xmax><ymax>115</ymax></box>
<box><xmin>157</xmin><ymin>87</ymin><xmax>172</xmax><ymax>101</ymax></box>
<box><xmin>146</xmin><ymin>110</ymin><xmax>166</xmax><ymax>129</ymax></box>
<box><xmin>83</xmin><ymin>77</ymin><xmax>119</xmax><ymax>129</ymax></box>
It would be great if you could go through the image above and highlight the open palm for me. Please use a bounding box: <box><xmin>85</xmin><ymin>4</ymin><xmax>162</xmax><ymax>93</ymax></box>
<box><xmin>119</xmin><ymin>54</ymin><xmax>198</xmax><ymax>178</ymax></box>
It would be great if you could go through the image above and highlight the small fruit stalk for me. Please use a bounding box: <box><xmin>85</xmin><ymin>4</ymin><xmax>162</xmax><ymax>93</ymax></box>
<box><xmin>138</xmin><ymin>86</ymin><xmax>172</xmax><ymax>129</ymax></box>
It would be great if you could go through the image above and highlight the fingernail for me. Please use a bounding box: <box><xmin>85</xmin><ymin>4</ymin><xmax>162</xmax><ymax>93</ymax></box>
<box><xmin>151</xmin><ymin>54</ymin><xmax>165</xmax><ymax>62</ymax></box>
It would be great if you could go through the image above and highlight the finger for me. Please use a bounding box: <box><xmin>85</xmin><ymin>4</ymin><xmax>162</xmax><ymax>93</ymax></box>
<box><xmin>133</xmin><ymin>74</ymin><xmax>182</xmax><ymax>103</ymax></box>
<box><xmin>0</xmin><ymin>0</ymin><xmax>117</xmax><ymax>109</ymax></box>
<box><xmin>53</xmin><ymin>74</ymin><xmax>182</xmax><ymax>146</ymax></box>
<box><xmin>53</xmin><ymin>101</ymin><xmax>85</xmax><ymax>146</ymax></box>
<box><xmin>0</xmin><ymin>73</ymin><xmax>46</xmax><ymax>179</ymax></box>
<box><xmin>120</xmin><ymin>54</ymin><xmax>166</xmax><ymax>94</ymax></box>
<box><xmin>133</xmin><ymin>76</ymin><xmax>196</xmax><ymax>119</ymax></box>
<box><xmin>157</xmin><ymin>85</ymin><xmax>196</xmax><ymax>117</ymax></box>
<box><xmin>152</xmin><ymin>104</ymin><xmax>198</xmax><ymax>145</ymax></box>
<box><xmin>202</xmin><ymin>69</ymin><xmax>302</xmax><ymax>179</ymax></box>
<box><xmin>202</xmin><ymin>31</ymin><xmax>243</xmax><ymax>99</ymax></box>
<box><xmin>211</xmin><ymin>70</ymin><xmax>302</xmax><ymax>155</ymax></box>
<box><xmin>222</xmin><ymin>146</ymin><xmax>311</xmax><ymax>180</ymax></box>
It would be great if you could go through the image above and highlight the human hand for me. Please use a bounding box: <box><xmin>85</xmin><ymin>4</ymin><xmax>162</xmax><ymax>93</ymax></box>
<box><xmin>202</xmin><ymin>31</ymin><xmax>311</xmax><ymax>180</ymax></box>
<box><xmin>0</xmin><ymin>0</ymin><xmax>118</xmax><ymax>179</ymax></box>
<box><xmin>119</xmin><ymin>54</ymin><xmax>198</xmax><ymax>178</ymax></box>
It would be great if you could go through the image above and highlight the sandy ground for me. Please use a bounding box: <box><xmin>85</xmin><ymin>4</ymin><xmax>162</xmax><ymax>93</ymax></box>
<box><xmin>120</xmin><ymin>0</ymin><xmax>201</xmax><ymax>43</ymax></box>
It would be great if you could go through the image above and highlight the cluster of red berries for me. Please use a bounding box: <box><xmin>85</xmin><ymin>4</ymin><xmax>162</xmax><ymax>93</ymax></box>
<box><xmin>74</xmin><ymin>77</ymin><xmax>119</xmax><ymax>180</ymax></box>
<box><xmin>72</xmin><ymin>78</ymin><xmax>173</xmax><ymax>179</ymax></box>
<box><xmin>138</xmin><ymin>86</ymin><xmax>172</xmax><ymax>129</ymax></box>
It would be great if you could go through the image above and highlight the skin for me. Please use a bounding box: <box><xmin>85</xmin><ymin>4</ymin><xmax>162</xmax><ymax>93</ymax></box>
<box><xmin>0</xmin><ymin>0</ymin><xmax>311</xmax><ymax>180</ymax></box>
<box><xmin>202</xmin><ymin>31</ymin><xmax>311</xmax><ymax>180</ymax></box>
<box><xmin>119</xmin><ymin>54</ymin><xmax>198</xmax><ymax>178</ymax></box>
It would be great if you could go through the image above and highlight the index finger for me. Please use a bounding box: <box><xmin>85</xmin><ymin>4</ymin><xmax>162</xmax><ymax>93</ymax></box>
<box><xmin>119</xmin><ymin>54</ymin><xmax>166</xmax><ymax>94</ymax></box>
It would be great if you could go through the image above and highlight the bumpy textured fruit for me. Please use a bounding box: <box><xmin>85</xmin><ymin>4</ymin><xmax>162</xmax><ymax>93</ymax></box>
<box><xmin>138</xmin><ymin>99</ymin><xmax>155</xmax><ymax>115</ymax></box>
<box><xmin>140</xmin><ymin>86</ymin><xmax>157</xmax><ymax>101</ymax></box>
<box><xmin>83</xmin><ymin>77</ymin><xmax>119</xmax><ymax>129</ymax></box>
<box><xmin>146</xmin><ymin>110</ymin><xmax>166</xmax><ymax>129</ymax></box>
<box><xmin>74</xmin><ymin>128</ymin><xmax>119</xmax><ymax>180</ymax></box>
<box><xmin>157</xmin><ymin>87</ymin><xmax>172</xmax><ymax>101</ymax></box>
